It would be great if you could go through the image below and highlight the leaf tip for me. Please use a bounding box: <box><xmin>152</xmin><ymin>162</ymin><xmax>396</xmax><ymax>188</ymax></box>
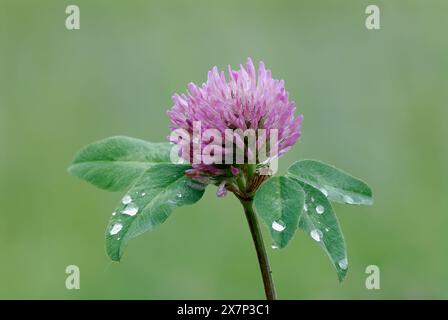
<box><xmin>66</xmin><ymin>164</ymin><xmax>77</xmax><ymax>176</ymax></box>
<box><xmin>106</xmin><ymin>247</ymin><xmax>122</xmax><ymax>262</ymax></box>
<box><xmin>337</xmin><ymin>269</ymin><xmax>347</xmax><ymax>283</ymax></box>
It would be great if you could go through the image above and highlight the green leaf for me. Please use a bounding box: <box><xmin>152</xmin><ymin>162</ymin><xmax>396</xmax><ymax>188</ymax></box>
<box><xmin>68</xmin><ymin>136</ymin><xmax>173</xmax><ymax>191</ymax></box>
<box><xmin>287</xmin><ymin>160</ymin><xmax>373</xmax><ymax>205</ymax></box>
<box><xmin>292</xmin><ymin>180</ymin><xmax>348</xmax><ymax>282</ymax></box>
<box><xmin>254</xmin><ymin>176</ymin><xmax>305</xmax><ymax>248</ymax></box>
<box><xmin>106</xmin><ymin>163</ymin><xmax>205</xmax><ymax>261</ymax></box>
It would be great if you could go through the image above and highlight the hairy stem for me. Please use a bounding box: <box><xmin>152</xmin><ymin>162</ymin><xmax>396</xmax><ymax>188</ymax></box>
<box><xmin>241</xmin><ymin>200</ymin><xmax>277</xmax><ymax>300</ymax></box>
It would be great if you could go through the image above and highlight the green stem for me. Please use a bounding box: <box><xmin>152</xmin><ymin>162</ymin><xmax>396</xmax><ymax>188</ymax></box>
<box><xmin>241</xmin><ymin>200</ymin><xmax>277</xmax><ymax>300</ymax></box>
<box><xmin>236</xmin><ymin>173</ymin><xmax>246</xmax><ymax>191</ymax></box>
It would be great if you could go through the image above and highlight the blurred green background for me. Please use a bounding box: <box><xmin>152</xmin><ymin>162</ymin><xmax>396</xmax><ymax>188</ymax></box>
<box><xmin>1</xmin><ymin>0</ymin><xmax>447</xmax><ymax>299</ymax></box>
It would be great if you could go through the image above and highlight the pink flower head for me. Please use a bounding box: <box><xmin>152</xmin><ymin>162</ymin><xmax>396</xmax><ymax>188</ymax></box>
<box><xmin>168</xmin><ymin>58</ymin><xmax>303</xmax><ymax>194</ymax></box>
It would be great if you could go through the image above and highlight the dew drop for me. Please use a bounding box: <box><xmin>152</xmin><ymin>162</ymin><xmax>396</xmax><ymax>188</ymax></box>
<box><xmin>325</xmin><ymin>227</ymin><xmax>330</xmax><ymax>232</ymax></box>
<box><xmin>112</xmin><ymin>212</ymin><xmax>116</xmax><ymax>216</ymax></box>
<box><xmin>310</xmin><ymin>229</ymin><xmax>323</xmax><ymax>242</ymax></box>
<box><xmin>189</xmin><ymin>182</ymin><xmax>206</xmax><ymax>191</ymax></box>
<box><xmin>303</xmin><ymin>204</ymin><xmax>308</xmax><ymax>212</ymax></box>
<box><xmin>338</xmin><ymin>258</ymin><xmax>348</xmax><ymax>270</ymax></box>
<box><xmin>272</xmin><ymin>220</ymin><xmax>286</xmax><ymax>232</ymax></box>
<box><xmin>177</xmin><ymin>193</ymin><xmax>183</xmax><ymax>198</ymax></box>
<box><xmin>320</xmin><ymin>188</ymin><xmax>328</xmax><ymax>197</ymax></box>
<box><xmin>110</xmin><ymin>223</ymin><xmax>123</xmax><ymax>235</ymax></box>
<box><xmin>141</xmin><ymin>192</ymin><xmax>146</xmax><ymax>197</ymax></box>
<box><xmin>122</xmin><ymin>195</ymin><xmax>132</xmax><ymax>205</ymax></box>
<box><xmin>343</xmin><ymin>195</ymin><xmax>354</xmax><ymax>204</ymax></box>
<box><xmin>311</xmin><ymin>197</ymin><xmax>315</xmax><ymax>202</ymax></box>
<box><xmin>271</xmin><ymin>244</ymin><xmax>279</xmax><ymax>250</ymax></box>
<box><xmin>122</xmin><ymin>203</ymin><xmax>139</xmax><ymax>216</ymax></box>
<box><xmin>315</xmin><ymin>205</ymin><xmax>325</xmax><ymax>214</ymax></box>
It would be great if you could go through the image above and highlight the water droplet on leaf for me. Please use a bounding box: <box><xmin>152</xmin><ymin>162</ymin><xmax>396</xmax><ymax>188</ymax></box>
<box><xmin>122</xmin><ymin>195</ymin><xmax>132</xmax><ymax>205</ymax></box>
<box><xmin>122</xmin><ymin>203</ymin><xmax>139</xmax><ymax>216</ymax></box>
<box><xmin>310</xmin><ymin>229</ymin><xmax>323</xmax><ymax>242</ymax></box>
<box><xmin>110</xmin><ymin>223</ymin><xmax>123</xmax><ymax>235</ymax></box>
<box><xmin>343</xmin><ymin>195</ymin><xmax>354</xmax><ymax>204</ymax></box>
<box><xmin>338</xmin><ymin>258</ymin><xmax>348</xmax><ymax>270</ymax></box>
<box><xmin>320</xmin><ymin>188</ymin><xmax>328</xmax><ymax>197</ymax></box>
<box><xmin>272</xmin><ymin>220</ymin><xmax>286</xmax><ymax>232</ymax></box>
<box><xmin>315</xmin><ymin>205</ymin><xmax>325</xmax><ymax>214</ymax></box>
<box><xmin>188</xmin><ymin>181</ymin><xmax>206</xmax><ymax>191</ymax></box>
